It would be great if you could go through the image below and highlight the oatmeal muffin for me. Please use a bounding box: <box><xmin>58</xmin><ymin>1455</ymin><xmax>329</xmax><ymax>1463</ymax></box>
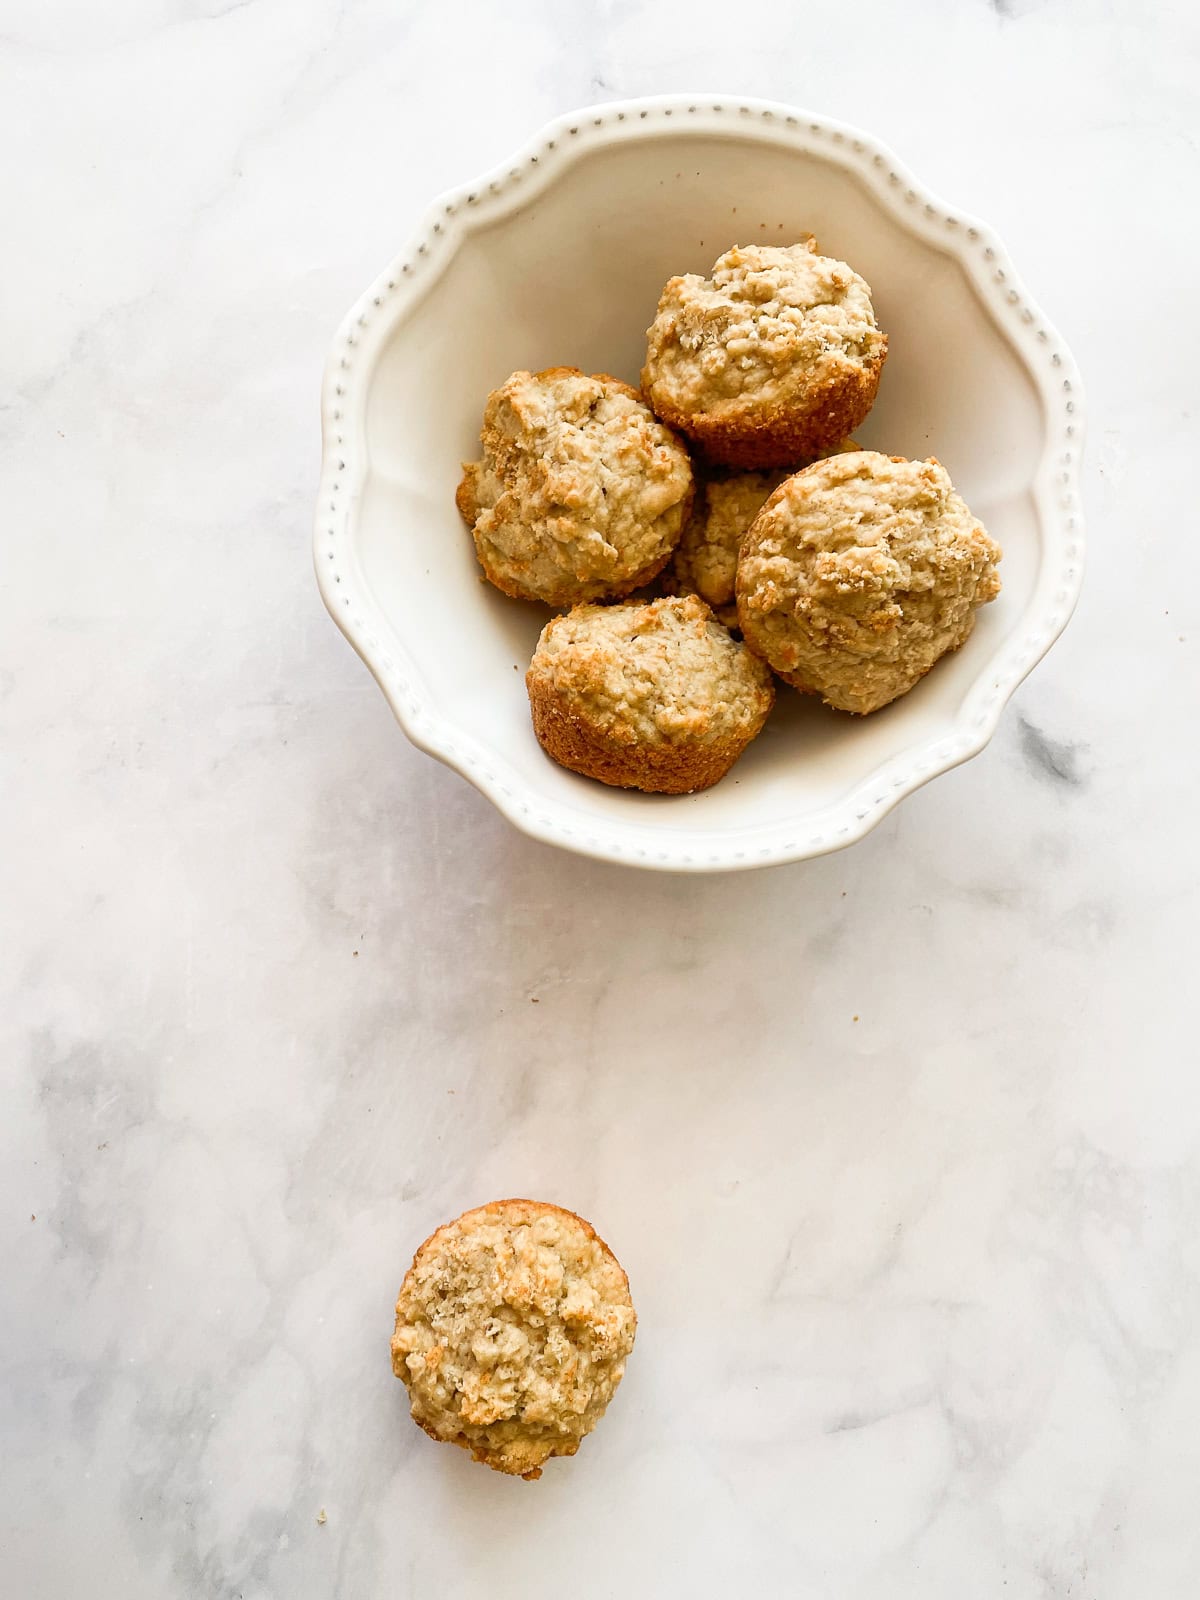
<box><xmin>736</xmin><ymin>451</ymin><xmax>1002</xmax><ymax>714</ymax></box>
<box><xmin>670</xmin><ymin>468</ymin><xmax>786</xmax><ymax>628</ymax></box>
<box><xmin>642</xmin><ymin>242</ymin><xmax>887</xmax><ymax>468</ymax></box>
<box><xmin>456</xmin><ymin>367</ymin><xmax>694</xmax><ymax>606</ymax></box>
<box><xmin>670</xmin><ymin>441</ymin><xmax>859</xmax><ymax>626</ymax></box>
<box><xmin>392</xmin><ymin>1199</ymin><xmax>636</xmax><ymax>1480</ymax></box>
<box><xmin>526</xmin><ymin>593</ymin><xmax>775</xmax><ymax>794</ymax></box>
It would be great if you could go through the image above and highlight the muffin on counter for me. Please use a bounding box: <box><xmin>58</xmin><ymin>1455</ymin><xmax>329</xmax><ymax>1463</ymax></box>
<box><xmin>642</xmin><ymin>241</ymin><xmax>887</xmax><ymax>468</ymax></box>
<box><xmin>456</xmin><ymin>367</ymin><xmax>694</xmax><ymax>606</ymax></box>
<box><xmin>737</xmin><ymin>450</ymin><xmax>1002</xmax><ymax>714</ymax></box>
<box><xmin>526</xmin><ymin>593</ymin><xmax>775</xmax><ymax>794</ymax></box>
<box><xmin>392</xmin><ymin>1198</ymin><xmax>637</xmax><ymax>1481</ymax></box>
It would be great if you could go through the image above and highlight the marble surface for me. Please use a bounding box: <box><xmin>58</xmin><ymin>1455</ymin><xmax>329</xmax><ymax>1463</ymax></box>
<box><xmin>3</xmin><ymin>1</ymin><xmax>1199</xmax><ymax>1594</ymax></box>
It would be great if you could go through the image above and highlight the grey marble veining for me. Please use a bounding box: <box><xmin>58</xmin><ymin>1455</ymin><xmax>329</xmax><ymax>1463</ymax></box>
<box><xmin>3</xmin><ymin>0</ymin><xmax>1199</xmax><ymax>1594</ymax></box>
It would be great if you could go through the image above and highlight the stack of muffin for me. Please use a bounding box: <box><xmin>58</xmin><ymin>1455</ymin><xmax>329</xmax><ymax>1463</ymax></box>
<box><xmin>455</xmin><ymin>240</ymin><xmax>1002</xmax><ymax>795</ymax></box>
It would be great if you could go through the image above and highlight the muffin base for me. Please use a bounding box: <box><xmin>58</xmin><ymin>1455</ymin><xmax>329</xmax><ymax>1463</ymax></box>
<box><xmin>527</xmin><ymin>672</ymin><xmax>769</xmax><ymax>794</ymax></box>
<box><xmin>411</xmin><ymin>1411</ymin><xmax>580</xmax><ymax>1481</ymax></box>
<box><xmin>649</xmin><ymin>348</ymin><xmax>885</xmax><ymax>470</ymax></box>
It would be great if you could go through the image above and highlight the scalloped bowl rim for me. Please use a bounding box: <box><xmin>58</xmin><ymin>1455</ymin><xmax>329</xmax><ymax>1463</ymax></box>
<box><xmin>314</xmin><ymin>95</ymin><xmax>1085</xmax><ymax>873</ymax></box>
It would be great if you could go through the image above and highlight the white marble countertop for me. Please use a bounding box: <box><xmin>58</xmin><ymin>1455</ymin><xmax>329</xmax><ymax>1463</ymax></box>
<box><xmin>4</xmin><ymin>1</ymin><xmax>1199</xmax><ymax>1594</ymax></box>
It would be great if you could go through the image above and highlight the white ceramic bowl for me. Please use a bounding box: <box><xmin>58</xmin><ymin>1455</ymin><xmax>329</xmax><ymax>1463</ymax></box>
<box><xmin>314</xmin><ymin>95</ymin><xmax>1084</xmax><ymax>872</ymax></box>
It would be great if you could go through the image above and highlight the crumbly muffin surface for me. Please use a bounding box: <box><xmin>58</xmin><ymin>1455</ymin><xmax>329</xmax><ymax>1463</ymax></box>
<box><xmin>530</xmin><ymin>593</ymin><xmax>774</xmax><ymax>747</ymax></box>
<box><xmin>643</xmin><ymin>243</ymin><xmax>885</xmax><ymax>420</ymax></box>
<box><xmin>671</xmin><ymin>442</ymin><xmax>859</xmax><ymax>618</ymax></box>
<box><xmin>737</xmin><ymin>451</ymin><xmax>1002</xmax><ymax>714</ymax></box>
<box><xmin>673</xmin><ymin>470</ymin><xmax>786</xmax><ymax>614</ymax></box>
<box><xmin>456</xmin><ymin>367</ymin><xmax>693</xmax><ymax>606</ymax></box>
<box><xmin>392</xmin><ymin>1199</ymin><xmax>636</xmax><ymax>1480</ymax></box>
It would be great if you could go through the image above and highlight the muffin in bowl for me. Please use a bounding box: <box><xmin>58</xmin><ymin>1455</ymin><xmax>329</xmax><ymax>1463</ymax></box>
<box><xmin>456</xmin><ymin>366</ymin><xmax>694</xmax><ymax>606</ymax></box>
<box><xmin>642</xmin><ymin>242</ymin><xmax>887</xmax><ymax>469</ymax></box>
<box><xmin>527</xmin><ymin>593</ymin><xmax>775</xmax><ymax>793</ymax></box>
<box><xmin>737</xmin><ymin>450</ymin><xmax>1002</xmax><ymax>714</ymax></box>
<box><xmin>391</xmin><ymin>1199</ymin><xmax>637</xmax><ymax>1480</ymax></box>
<box><xmin>669</xmin><ymin>440</ymin><xmax>859</xmax><ymax>626</ymax></box>
<box><xmin>668</xmin><ymin>468</ymin><xmax>786</xmax><ymax>628</ymax></box>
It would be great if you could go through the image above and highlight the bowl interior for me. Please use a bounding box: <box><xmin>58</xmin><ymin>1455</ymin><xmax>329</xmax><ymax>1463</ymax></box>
<box><xmin>354</xmin><ymin>127</ymin><xmax>1046</xmax><ymax>848</ymax></box>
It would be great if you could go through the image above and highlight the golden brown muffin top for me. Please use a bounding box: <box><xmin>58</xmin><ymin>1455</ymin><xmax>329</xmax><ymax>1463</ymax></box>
<box><xmin>529</xmin><ymin>594</ymin><xmax>774</xmax><ymax>747</ymax></box>
<box><xmin>643</xmin><ymin>243</ymin><xmax>885</xmax><ymax>420</ymax></box>
<box><xmin>457</xmin><ymin>367</ymin><xmax>693</xmax><ymax>606</ymax></box>
<box><xmin>737</xmin><ymin>451</ymin><xmax>1002</xmax><ymax>714</ymax></box>
<box><xmin>392</xmin><ymin>1199</ymin><xmax>636</xmax><ymax>1479</ymax></box>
